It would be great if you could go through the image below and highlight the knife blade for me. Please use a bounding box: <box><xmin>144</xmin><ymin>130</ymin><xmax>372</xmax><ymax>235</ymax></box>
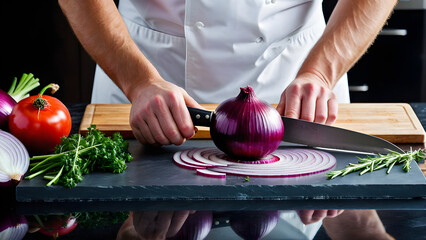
<box><xmin>281</xmin><ymin>116</ymin><xmax>403</xmax><ymax>154</ymax></box>
<box><xmin>187</xmin><ymin>106</ymin><xmax>404</xmax><ymax>154</ymax></box>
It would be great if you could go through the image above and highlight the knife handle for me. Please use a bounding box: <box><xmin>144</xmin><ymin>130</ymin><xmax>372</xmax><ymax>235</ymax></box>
<box><xmin>187</xmin><ymin>107</ymin><xmax>213</xmax><ymax>127</ymax></box>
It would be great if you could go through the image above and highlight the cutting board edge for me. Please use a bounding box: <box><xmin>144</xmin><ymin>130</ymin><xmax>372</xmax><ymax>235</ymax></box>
<box><xmin>78</xmin><ymin>103</ymin><xmax>426</xmax><ymax>143</ymax></box>
<box><xmin>79</xmin><ymin>104</ymin><xmax>96</xmax><ymax>133</ymax></box>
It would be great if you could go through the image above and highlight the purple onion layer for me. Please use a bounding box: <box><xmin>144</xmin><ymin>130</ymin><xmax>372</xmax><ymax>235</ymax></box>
<box><xmin>210</xmin><ymin>86</ymin><xmax>284</xmax><ymax>159</ymax></box>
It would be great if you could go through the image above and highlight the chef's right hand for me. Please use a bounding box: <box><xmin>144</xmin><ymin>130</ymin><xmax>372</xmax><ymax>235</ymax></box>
<box><xmin>132</xmin><ymin>211</ymin><xmax>194</xmax><ymax>240</ymax></box>
<box><xmin>128</xmin><ymin>79</ymin><xmax>202</xmax><ymax>145</ymax></box>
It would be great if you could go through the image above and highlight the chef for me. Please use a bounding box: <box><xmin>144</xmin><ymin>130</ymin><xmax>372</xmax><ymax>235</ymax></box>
<box><xmin>59</xmin><ymin>0</ymin><xmax>396</xmax><ymax>146</ymax></box>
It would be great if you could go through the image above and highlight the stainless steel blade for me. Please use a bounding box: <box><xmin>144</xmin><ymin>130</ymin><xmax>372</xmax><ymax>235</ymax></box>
<box><xmin>282</xmin><ymin>116</ymin><xmax>404</xmax><ymax>154</ymax></box>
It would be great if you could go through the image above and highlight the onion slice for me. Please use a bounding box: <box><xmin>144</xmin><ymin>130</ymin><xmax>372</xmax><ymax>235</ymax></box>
<box><xmin>172</xmin><ymin>147</ymin><xmax>336</xmax><ymax>178</ymax></box>
<box><xmin>196</xmin><ymin>169</ymin><xmax>226</xmax><ymax>179</ymax></box>
<box><xmin>0</xmin><ymin>213</ymin><xmax>28</xmax><ymax>240</ymax></box>
<box><xmin>0</xmin><ymin>130</ymin><xmax>30</xmax><ymax>186</ymax></box>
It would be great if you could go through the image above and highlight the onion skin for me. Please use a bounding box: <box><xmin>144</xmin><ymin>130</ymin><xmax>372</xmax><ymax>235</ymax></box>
<box><xmin>0</xmin><ymin>89</ymin><xmax>17</xmax><ymax>130</ymax></box>
<box><xmin>0</xmin><ymin>213</ymin><xmax>28</xmax><ymax>240</ymax></box>
<box><xmin>167</xmin><ymin>211</ymin><xmax>213</xmax><ymax>240</ymax></box>
<box><xmin>210</xmin><ymin>86</ymin><xmax>284</xmax><ymax>159</ymax></box>
<box><xmin>229</xmin><ymin>211</ymin><xmax>280</xmax><ymax>240</ymax></box>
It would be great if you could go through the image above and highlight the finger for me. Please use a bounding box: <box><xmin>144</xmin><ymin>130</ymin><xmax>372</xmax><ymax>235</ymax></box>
<box><xmin>171</xmin><ymin>91</ymin><xmax>200</xmax><ymax>139</ymax></box>
<box><xmin>182</xmin><ymin>90</ymin><xmax>203</xmax><ymax>109</ymax></box>
<box><xmin>167</xmin><ymin>211</ymin><xmax>191</xmax><ymax>238</ymax></box>
<box><xmin>296</xmin><ymin>210</ymin><xmax>315</xmax><ymax>225</ymax></box>
<box><xmin>311</xmin><ymin>210</ymin><xmax>328</xmax><ymax>222</ymax></box>
<box><xmin>325</xmin><ymin>97</ymin><xmax>338</xmax><ymax>125</ymax></box>
<box><xmin>152</xmin><ymin>211</ymin><xmax>174</xmax><ymax>239</ymax></box>
<box><xmin>284</xmin><ymin>86</ymin><xmax>302</xmax><ymax>119</ymax></box>
<box><xmin>133</xmin><ymin>211</ymin><xmax>159</xmax><ymax>237</ymax></box>
<box><xmin>314</xmin><ymin>96</ymin><xmax>328</xmax><ymax>124</ymax></box>
<box><xmin>129</xmin><ymin>107</ymin><xmax>149</xmax><ymax>145</ymax></box>
<box><xmin>300</xmin><ymin>85</ymin><xmax>318</xmax><ymax>122</ymax></box>
<box><xmin>145</xmin><ymin>113</ymin><xmax>171</xmax><ymax>145</ymax></box>
<box><xmin>138</xmin><ymin>120</ymin><xmax>156</xmax><ymax>145</ymax></box>
<box><xmin>276</xmin><ymin>92</ymin><xmax>286</xmax><ymax>115</ymax></box>
<box><xmin>131</xmin><ymin>124</ymin><xmax>148</xmax><ymax>145</ymax></box>
<box><xmin>154</xmin><ymin>100</ymin><xmax>185</xmax><ymax>145</ymax></box>
<box><xmin>326</xmin><ymin>210</ymin><xmax>339</xmax><ymax>218</ymax></box>
<box><xmin>300</xmin><ymin>95</ymin><xmax>316</xmax><ymax>122</ymax></box>
<box><xmin>130</xmin><ymin>104</ymin><xmax>159</xmax><ymax>145</ymax></box>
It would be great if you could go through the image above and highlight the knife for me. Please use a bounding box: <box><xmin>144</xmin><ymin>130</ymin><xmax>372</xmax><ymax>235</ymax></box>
<box><xmin>187</xmin><ymin>106</ymin><xmax>404</xmax><ymax>154</ymax></box>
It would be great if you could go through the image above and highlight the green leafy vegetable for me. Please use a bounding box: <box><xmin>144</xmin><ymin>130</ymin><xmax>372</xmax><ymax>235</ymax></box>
<box><xmin>8</xmin><ymin>73</ymin><xmax>40</xmax><ymax>102</ymax></box>
<box><xmin>327</xmin><ymin>149</ymin><xmax>425</xmax><ymax>180</ymax></box>
<box><xmin>26</xmin><ymin>125</ymin><xmax>133</xmax><ymax>188</ymax></box>
<box><xmin>244</xmin><ymin>176</ymin><xmax>250</xmax><ymax>182</ymax></box>
<box><xmin>73</xmin><ymin>211</ymin><xmax>129</xmax><ymax>229</ymax></box>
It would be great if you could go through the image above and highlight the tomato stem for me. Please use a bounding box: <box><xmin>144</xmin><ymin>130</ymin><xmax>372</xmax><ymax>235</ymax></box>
<box><xmin>39</xmin><ymin>83</ymin><xmax>59</xmax><ymax>96</ymax></box>
<box><xmin>32</xmin><ymin>83</ymin><xmax>60</xmax><ymax>111</ymax></box>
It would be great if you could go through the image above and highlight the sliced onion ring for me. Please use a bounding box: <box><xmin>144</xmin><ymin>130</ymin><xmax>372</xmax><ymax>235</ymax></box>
<box><xmin>196</xmin><ymin>169</ymin><xmax>226</xmax><ymax>179</ymax></box>
<box><xmin>172</xmin><ymin>152</ymin><xmax>205</xmax><ymax>170</ymax></box>
<box><xmin>0</xmin><ymin>130</ymin><xmax>29</xmax><ymax>186</ymax></box>
<box><xmin>173</xmin><ymin>147</ymin><xmax>336</xmax><ymax>178</ymax></box>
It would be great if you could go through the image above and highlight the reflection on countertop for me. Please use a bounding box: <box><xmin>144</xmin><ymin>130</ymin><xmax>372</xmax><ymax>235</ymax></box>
<box><xmin>2</xmin><ymin>209</ymin><xmax>425</xmax><ymax>240</ymax></box>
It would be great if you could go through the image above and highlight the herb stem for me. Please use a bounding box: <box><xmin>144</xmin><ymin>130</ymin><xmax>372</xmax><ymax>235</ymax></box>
<box><xmin>25</xmin><ymin>162</ymin><xmax>62</xmax><ymax>180</ymax></box>
<box><xmin>47</xmin><ymin>166</ymin><xmax>64</xmax><ymax>186</ymax></box>
<box><xmin>327</xmin><ymin>149</ymin><xmax>425</xmax><ymax>180</ymax></box>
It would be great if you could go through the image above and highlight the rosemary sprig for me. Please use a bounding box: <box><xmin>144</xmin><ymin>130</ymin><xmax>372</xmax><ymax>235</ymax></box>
<box><xmin>327</xmin><ymin>149</ymin><xmax>425</xmax><ymax>180</ymax></box>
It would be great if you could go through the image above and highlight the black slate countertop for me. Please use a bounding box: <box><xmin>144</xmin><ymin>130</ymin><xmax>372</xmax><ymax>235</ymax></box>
<box><xmin>410</xmin><ymin>103</ymin><xmax>426</xmax><ymax>129</ymax></box>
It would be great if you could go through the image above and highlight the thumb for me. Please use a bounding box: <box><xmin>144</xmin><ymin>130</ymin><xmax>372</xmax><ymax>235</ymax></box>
<box><xmin>182</xmin><ymin>90</ymin><xmax>204</xmax><ymax>109</ymax></box>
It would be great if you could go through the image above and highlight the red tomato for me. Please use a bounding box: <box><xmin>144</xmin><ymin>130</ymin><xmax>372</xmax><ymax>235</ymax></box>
<box><xmin>9</xmin><ymin>94</ymin><xmax>71</xmax><ymax>154</ymax></box>
<box><xmin>38</xmin><ymin>215</ymin><xmax>78</xmax><ymax>238</ymax></box>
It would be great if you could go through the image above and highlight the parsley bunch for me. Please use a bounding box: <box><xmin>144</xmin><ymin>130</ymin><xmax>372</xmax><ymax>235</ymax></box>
<box><xmin>73</xmin><ymin>211</ymin><xmax>130</xmax><ymax>229</ymax></box>
<box><xmin>26</xmin><ymin>125</ymin><xmax>133</xmax><ymax>188</ymax></box>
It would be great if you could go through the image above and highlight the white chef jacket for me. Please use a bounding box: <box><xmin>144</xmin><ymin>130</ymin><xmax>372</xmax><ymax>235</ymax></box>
<box><xmin>92</xmin><ymin>1</ymin><xmax>342</xmax><ymax>238</ymax></box>
<box><xmin>91</xmin><ymin>0</ymin><xmax>350</xmax><ymax>104</ymax></box>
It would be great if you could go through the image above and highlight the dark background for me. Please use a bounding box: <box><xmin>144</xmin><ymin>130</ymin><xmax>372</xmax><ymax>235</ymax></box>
<box><xmin>1</xmin><ymin>1</ymin><xmax>95</xmax><ymax>103</ymax></box>
<box><xmin>1</xmin><ymin>1</ymin><xmax>425</xmax><ymax>103</ymax></box>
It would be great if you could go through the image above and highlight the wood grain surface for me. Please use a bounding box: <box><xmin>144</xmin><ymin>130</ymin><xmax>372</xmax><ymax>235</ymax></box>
<box><xmin>79</xmin><ymin>103</ymin><xmax>425</xmax><ymax>143</ymax></box>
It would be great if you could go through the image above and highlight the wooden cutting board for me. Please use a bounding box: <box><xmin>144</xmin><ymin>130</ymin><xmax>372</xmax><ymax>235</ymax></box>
<box><xmin>79</xmin><ymin>103</ymin><xmax>425</xmax><ymax>143</ymax></box>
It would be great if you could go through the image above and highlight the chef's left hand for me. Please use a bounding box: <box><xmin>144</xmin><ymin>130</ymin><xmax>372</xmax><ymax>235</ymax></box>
<box><xmin>277</xmin><ymin>72</ymin><xmax>338</xmax><ymax>125</ymax></box>
<box><xmin>297</xmin><ymin>210</ymin><xmax>344</xmax><ymax>225</ymax></box>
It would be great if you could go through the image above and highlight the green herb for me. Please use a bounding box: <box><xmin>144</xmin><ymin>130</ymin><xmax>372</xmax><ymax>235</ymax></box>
<box><xmin>26</xmin><ymin>125</ymin><xmax>133</xmax><ymax>188</ymax></box>
<box><xmin>73</xmin><ymin>211</ymin><xmax>129</xmax><ymax>229</ymax></box>
<box><xmin>31</xmin><ymin>211</ymin><xmax>129</xmax><ymax>230</ymax></box>
<box><xmin>327</xmin><ymin>149</ymin><xmax>425</xmax><ymax>180</ymax></box>
<box><xmin>7</xmin><ymin>73</ymin><xmax>40</xmax><ymax>102</ymax></box>
<box><xmin>244</xmin><ymin>176</ymin><xmax>250</xmax><ymax>182</ymax></box>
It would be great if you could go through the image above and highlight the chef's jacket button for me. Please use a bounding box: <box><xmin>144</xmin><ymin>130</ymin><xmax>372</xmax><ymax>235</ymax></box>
<box><xmin>256</xmin><ymin>37</ymin><xmax>264</xmax><ymax>43</ymax></box>
<box><xmin>195</xmin><ymin>21</ymin><xmax>205</xmax><ymax>28</ymax></box>
<box><xmin>265</xmin><ymin>0</ymin><xmax>271</xmax><ymax>4</ymax></box>
<box><xmin>271</xmin><ymin>0</ymin><xmax>276</xmax><ymax>3</ymax></box>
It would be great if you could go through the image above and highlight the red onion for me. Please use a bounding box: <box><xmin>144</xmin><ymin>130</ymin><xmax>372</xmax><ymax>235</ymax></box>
<box><xmin>173</xmin><ymin>147</ymin><xmax>336</xmax><ymax>178</ymax></box>
<box><xmin>167</xmin><ymin>211</ymin><xmax>213</xmax><ymax>240</ymax></box>
<box><xmin>196</xmin><ymin>169</ymin><xmax>226</xmax><ymax>179</ymax></box>
<box><xmin>0</xmin><ymin>89</ymin><xmax>16</xmax><ymax>130</ymax></box>
<box><xmin>0</xmin><ymin>130</ymin><xmax>30</xmax><ymax>186</ymax></box>
<box><xmin>0</xmin><ymin>213</ymin><xmax>28</xmax><ymax>240</ymax></box>
<box><xmin>0</xmin><ymin>73</ymin><xmax>40</xmax><ymax>130</ymax></box>
<box><xmin>230</xmin><ymin>211</ymin><xmax>280</xmax><ymax>240</ymax></box>
<box><xmin>210</xmin><ymin>86</ymin><xmax>284</xmax><ymax>159</ymax></box>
